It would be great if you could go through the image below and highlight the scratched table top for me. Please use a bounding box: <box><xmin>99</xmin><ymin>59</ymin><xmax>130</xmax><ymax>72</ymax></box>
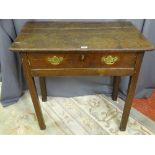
<box><xmin>10</xmin><ymin>21</ymin><xmax>154</xmax><ymax>52</ymax></box>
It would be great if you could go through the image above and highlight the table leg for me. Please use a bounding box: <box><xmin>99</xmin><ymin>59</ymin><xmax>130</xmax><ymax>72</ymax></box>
<box><xmin>120</xmin><ymin>53</ymin><xmax>144</xmax><ymax>131</ymax></box>
<box><xmin>39</xmin><ymin>77</ymin><xmax>47</xmax><ymax>102</ymax></box>
<box><xmin>22</xmin><ymin>53</ymin><xmax>46</xmax><ymax>130</ymax></box>
<box><xmin>112</xmin><ymin>76</ymin><xmax>120</xmax><ymax>101</ymax></box>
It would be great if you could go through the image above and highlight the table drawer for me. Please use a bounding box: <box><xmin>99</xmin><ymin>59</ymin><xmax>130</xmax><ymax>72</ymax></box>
<box><xmin>28</xmin><ymin>52</ymin><xmax>137</xmax><ymax>69</ymax></box>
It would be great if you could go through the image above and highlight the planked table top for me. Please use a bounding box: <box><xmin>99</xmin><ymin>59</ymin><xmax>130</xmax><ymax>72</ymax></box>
<box><xmin>10</xmin><ymin>21</ymin><xmax>154</xmax><ymax>52</ymax></box>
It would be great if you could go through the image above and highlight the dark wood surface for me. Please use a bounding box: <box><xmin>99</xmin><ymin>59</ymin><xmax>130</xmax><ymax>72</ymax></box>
<box><xmin>21</xmin><ymin>53</ymin><xmax>46</xmax><ymax>130</ymax></box>
<box><xmin>10</xmin><ymin>21</ymin><xmax>155</xmax><ymax>131</ymax></box>
<box><xmin>31</xmin><ymin>68</ymin><xmax>135</xmax><ymax>77</ymax></box>
<box><xmin>39</xmin><ymin>77</ymin><xmax>47</xmax><ymax>102</ymax></box>
<box><xmin>112</xmin><ymin>76</ymin><xmax>121</xmax><ymax>101</ymax></box>
<box><xmin>28</xmin><ymin>52</ymin><xmax>137</xmax><ymax>69</ymax></box>
<box><xmin>10</xmin><ymin>21</ymin><xmax>154</xmax><ymax>52</ymax></box>
<box><xmin>120</xmin><ymin>53</ymin><xmax>144</xmax><ymax>131</ymax></box>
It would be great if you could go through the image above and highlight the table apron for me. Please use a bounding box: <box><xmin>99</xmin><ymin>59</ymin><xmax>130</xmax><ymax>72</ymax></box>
<box><xmin>30</xmin><ymin>68</ymin><xmax>135</xmax><ymax>77</ymax></box>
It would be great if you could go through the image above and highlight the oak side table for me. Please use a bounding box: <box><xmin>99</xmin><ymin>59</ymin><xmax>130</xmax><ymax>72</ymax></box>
<box><xmin>10</xmin><ymin>21</ymin><xmax>154</xmax><ymax>131</ymax></box>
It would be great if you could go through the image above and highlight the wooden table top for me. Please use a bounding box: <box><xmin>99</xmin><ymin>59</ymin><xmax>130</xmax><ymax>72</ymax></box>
<box><xmin>10</xmin><ymin>21</ymin><xmax>154</xmax><ymax>52</ymax></box>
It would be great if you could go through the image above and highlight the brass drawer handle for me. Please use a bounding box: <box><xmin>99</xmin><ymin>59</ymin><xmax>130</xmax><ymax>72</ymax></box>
<box><xmin>101</xmin><ymin>55</ymin><xmax>119</xmax><ymax>65</ymax></box>
<box><xmin>47</xmin><ymin>56</ymin><xmax>63</xmax><ymax>65</ymax></box>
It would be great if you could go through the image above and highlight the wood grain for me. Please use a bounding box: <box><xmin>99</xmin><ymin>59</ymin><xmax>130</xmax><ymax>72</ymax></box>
<box><xmin>9</xmin><ymin>21</ymin><xmax>154</xmax><ymax>131</ymax></box>
<box><xmin>31</xmin><ymin>68</ymin><xmax>135</xmax><ymax>77</ymax></box>
<box><xmin>120</xmin><ymin>53</ymin><xmax>144</xmax><ymax>131</ymax></box>
<box><xmin>21</xmin><ymin>53</ymin><xmax>46</xmax><ymax>130</ymax></box>
<box><xmin>112</xmin><ymin>76</ymin><xmax>121</xmax><ymax>101</ymax></box>
<box><xmin>10</xmin><ymin>21</ymin><xmax>154</xmax><ymax>52</ymax></box>
<box><xmin>28</xmin><ymin>52</ymin><xmax>137</xmax><ymax>69</ymax></box>
<box><xmin>39</xmin><ymin>77</ymin><xmax>47</xmax><ymax>102</ymax></box>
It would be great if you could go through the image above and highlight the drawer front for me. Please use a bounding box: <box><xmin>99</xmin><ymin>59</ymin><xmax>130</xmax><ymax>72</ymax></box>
<box><xmin>86</xmin><ymin>53</ymin><xmax>136</xmax><ymax>68</ymax></box>
<box><xmin>28</xmin><ymin>52</ymin><xmax>137</xmax><ymax>69</ymax></box>
<box><xmin>28</xmin><ymin>53</ymin><xmax>85</xmax><ymax>69</ymax></box>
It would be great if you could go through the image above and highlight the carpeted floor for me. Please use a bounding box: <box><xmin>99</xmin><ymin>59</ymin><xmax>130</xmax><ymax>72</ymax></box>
<box><xmin>133</xmin><ymin>91</ymin><xmax>155</xmax><ymax>121</ymax></box>
<box><xmin>0</xmin><ymin>85</ymin><xmax>154</xmax><ymax>134</ymax></box>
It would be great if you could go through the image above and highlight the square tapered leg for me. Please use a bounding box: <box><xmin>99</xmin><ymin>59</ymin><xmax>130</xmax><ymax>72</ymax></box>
<box><xmin>39</xmin><ymin>77</ymin><xmax>47</xmax><ymax>102</ymax></box>
<box><xmin>22</xmin><ymin>53</ymin><xmax>46</xmax><ymax>130</ymax></box>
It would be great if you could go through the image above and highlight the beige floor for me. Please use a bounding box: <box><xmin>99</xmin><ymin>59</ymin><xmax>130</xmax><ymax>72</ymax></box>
<box><xmin>0</xmin><ymin>82</ymin><xmax>153</xmax><ymax>134</ymax></box>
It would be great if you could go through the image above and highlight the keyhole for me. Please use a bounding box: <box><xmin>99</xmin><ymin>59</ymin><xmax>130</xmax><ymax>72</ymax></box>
<box><xmin>81</xmin><ymin>54</ymin><xmax>85</xmax><ymax>61</ymax></box>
